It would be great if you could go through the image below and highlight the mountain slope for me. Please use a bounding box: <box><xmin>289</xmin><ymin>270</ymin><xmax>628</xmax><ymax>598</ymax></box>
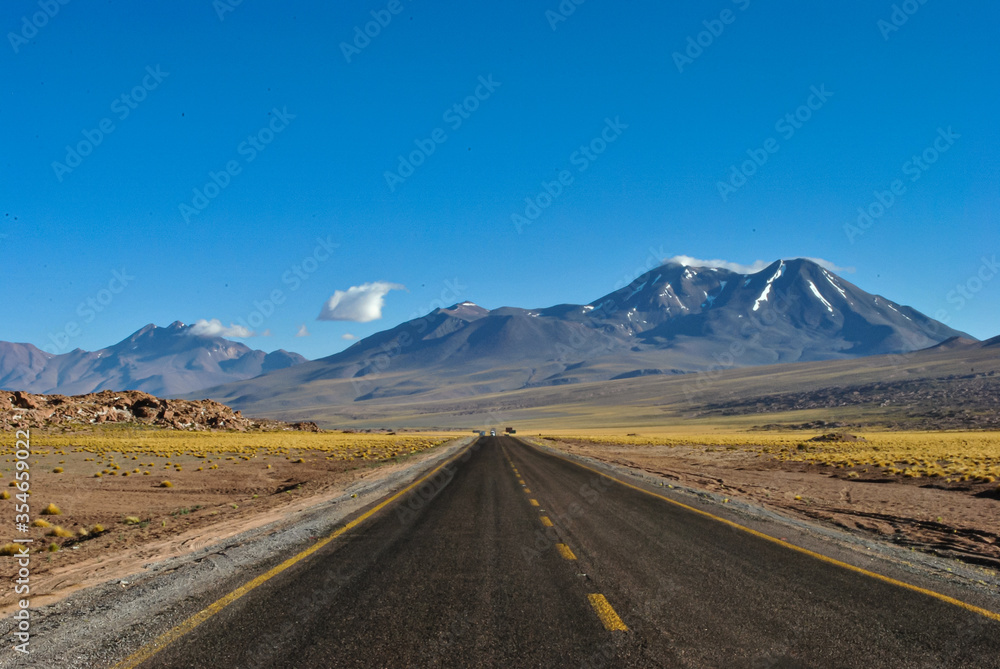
<box><xmin>194</xmin><ymin>259</ymin><xmax>969</xmax><ymax>413</ymax></box>
<box><xmin>0</xmin><ymin>322</ymin><xmax>307</xmax><ymax>397</ymax></box>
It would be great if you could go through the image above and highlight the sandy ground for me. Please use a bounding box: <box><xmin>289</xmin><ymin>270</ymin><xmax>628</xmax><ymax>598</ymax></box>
<box><xmin>0</xmin><ymin>442</ymin><xmax>461</xmax><ymax>615</ymax></box>
<box><xmin>542</xmin><ymin>437</ymin><xmax>1000</xmax><ymax>572</ymax></box>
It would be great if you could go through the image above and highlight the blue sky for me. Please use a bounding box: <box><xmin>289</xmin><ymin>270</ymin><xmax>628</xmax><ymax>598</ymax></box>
<box><xmin>3</xmin><ymin>0</ymin><xmax>997</xmax><ymax>359</ymax></box>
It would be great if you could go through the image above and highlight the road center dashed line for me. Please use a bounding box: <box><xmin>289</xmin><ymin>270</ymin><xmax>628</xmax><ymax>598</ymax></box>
<box><xmin>556</xmin><ymin>543</ymin><xmax>577</xmax><ymax>560</ymax></box>
<box><xmin>588</xmin><ymin>593</ymin><xmax>629</xmax><ymax>631</ymax></box>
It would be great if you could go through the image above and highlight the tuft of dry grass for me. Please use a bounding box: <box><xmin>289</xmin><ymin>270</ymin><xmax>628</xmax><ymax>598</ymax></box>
<box><xmin>159</xmin><ymin>480</ymin><xmax>173</xmax><ymax>488</ymax></box>
<box><xmin>0</xmin><ymin>543</ymin><xmax>22</xmax><ymax>556</ymax></box>
<box><xmin>31</xmin><ymin>519</ymin><xmax>51</xmax><ymax>528</ymax></box>
<box><xmin>47</xmin><ymin>526</ymin><xmax>74</xmax><ymax>538</ymax></box>
<box><xmin>52</xmin><ymin>467</ymin><xmax>64</xmax><ymax>473</ymax></box>
<box><xmin>40</xmin><ymin>503</ymin><xmax>61</xmax><ymax>515</ymax></box>
<box><xmin>123</xmin><ymin>516</ymin><xmax>141</xmax><ymax>525</ymax></box>
<box><xmin>0</xmin><ymin>491</ymin><xmax>10</xmax><ymax>500</ymax></box>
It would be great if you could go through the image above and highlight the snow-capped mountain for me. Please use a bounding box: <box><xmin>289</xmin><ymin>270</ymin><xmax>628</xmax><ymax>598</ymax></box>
<box><xmin>0</xmin><ymin>322</ymin><xmax>307</xmax><ymax>397</ymax></box>
<box><xmin>193</xmin><ymin>259</ymin><xmax>968</xmax><ymax>410</ymax></box>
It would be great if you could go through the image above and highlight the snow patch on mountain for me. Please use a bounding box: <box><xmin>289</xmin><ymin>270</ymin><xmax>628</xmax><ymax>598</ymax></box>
<box><xmin>806</xmin><ymin>280</ymin><xmax>834</xmax><ymax>313</ymax></box>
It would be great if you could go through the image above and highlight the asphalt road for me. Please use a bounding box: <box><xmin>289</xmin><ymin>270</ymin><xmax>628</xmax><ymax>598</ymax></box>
<box><xmin>135</xmin><ymin>437</ymin><xmax>1000</xmax><ymax>668</ymax></box>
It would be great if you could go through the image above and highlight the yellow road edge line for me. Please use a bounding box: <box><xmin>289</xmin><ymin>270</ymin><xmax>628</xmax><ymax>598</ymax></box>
<box><xmin>112</xmin><ymin>443</ymin><xmax>475</xmax><ymax>669</ymax></box>
<box><xmin>588</xmin><ymin>593</ymin><xmax>628</xmax><ymax>631</ymax></box>
<box><xmin>523</xmin><ymin>439</ymin><xmax>1000</xmax><ymax>625</ymax></box>
<box><xmin>524</xmin><ymin>487</ymin><xmax>532</xmax><ymax>493</ymax></box>
<box><xmin>529</xmin><ymin>499</ymin><xmax>540</xmax><ymax>507</ymax></box>
<box><xmin>540</xmin><ymin>516</ymin><xmax>554</xmax><ymax>527</ymax></box>
<box><xmin>556</xmin><ymin>543</ymin><xmax>577</xmax><ymax>560</ymax></box>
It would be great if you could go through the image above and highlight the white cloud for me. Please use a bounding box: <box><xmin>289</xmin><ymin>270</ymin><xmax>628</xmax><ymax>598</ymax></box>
<box><xmin>666</xmin><ymin>256</ymin><xmax>770</xmax><ymax>274</ymax></box>
<box><xmin>665</xmin><ymin>255</ymin><xmax>854</xmax><ymax>275</ymax></box>
<box><xmin>318</xmin><ymin>281</ymin><xmax>405</xmax><ymax>322</ymax></box>
<box><xmin>295</xmin><ymin>324</ymin><xmax>310</xmax><ymax>337</ymax></box>
<box><xmin>801</xmin><ymin>257</ymin><xmax>856</xmax><ymax>274</ymax></box>
<box><xmin>188</xmin><ymin>319</ymin><xmax>253</xmax><ymax>338</ymax></box>
<box><xmin>341</xmin><ymin>333</ymin><xmax>357</xmax><ymax>341</ymax></box>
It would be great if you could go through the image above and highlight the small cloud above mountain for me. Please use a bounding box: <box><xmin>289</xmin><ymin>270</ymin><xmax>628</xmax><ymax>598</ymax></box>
<box><xmin>341</xmin><ymin>333</ymin><xmax>357</xmax><ymax>341</ymax></box>
<box><xmin>188</xmin><ymin>319</ymin><xmax>253</xmax><ymax>338</ymax></box>
<box><xmin>295</xmin><ymin>324</ymin><xmax>310</xmax><ymax>337</ymax></box>
<box><xmin>318</xmin><ymin>281</ymin><xmax>405</xmax><ymax>323</ymax></box>
<box><xmin>802</xmin><ymin>257</ymin><xmax>855</xmax><ymax>273</ymax></box>
<box><xmin>665</xmin><ymin>255</ymin><xmax>854</xmax><ymax>274</ymax></box>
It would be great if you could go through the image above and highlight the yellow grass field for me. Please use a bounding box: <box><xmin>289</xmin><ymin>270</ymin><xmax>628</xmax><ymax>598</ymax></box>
<box><xmin>3</xmin><ymin>428</ymin><xmax>453</xmax><ymax>474</ymax></box>
<box><xmin>545</xmin><ymin>431</ymin><xmax>1000</xmax><ymax>483</ymax></box>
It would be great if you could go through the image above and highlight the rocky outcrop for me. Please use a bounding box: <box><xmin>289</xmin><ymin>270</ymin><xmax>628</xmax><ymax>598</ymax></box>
<box><xmin>0</xmin><ymin>390</ymin><xmax>318</xmax><ymax>432</ymax></box>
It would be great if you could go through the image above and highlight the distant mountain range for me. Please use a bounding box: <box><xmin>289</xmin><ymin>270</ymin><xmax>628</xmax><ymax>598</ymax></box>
<box><xmin>0</xmin><ymin>322</ymin><xmax>306</xmax><ymax>397</ymax></box>
<box><xmin>1</xmin><ymin>259</ymin><xmax>975</xmax><ymax>404</ymax></box>
<box><xmin>191</xmin><ymin>258</ymin><xmax>971</xmax><ymax>413</ymax></box>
